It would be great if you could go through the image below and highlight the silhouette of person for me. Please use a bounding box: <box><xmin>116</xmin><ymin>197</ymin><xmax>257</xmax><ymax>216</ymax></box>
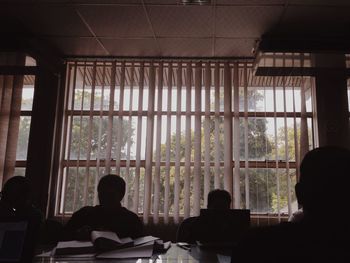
<box><xmin>0</xmin><ymin>176</ymin><xmax>41</xmax><ymax>220</ymax></box>
<box><xmin>64</xmin><ymin>174</ymin><xmax>142</xmax><ymax>240</ymax></box>
<box><xmin>232</xmin><ymin>146</ymin><xmax>350</xmax><ymax>263</ymax></box>
<box><xmin>177</xmin><ymin>189</ymin><xmax>232</xmax><ymax>243</ymax></box>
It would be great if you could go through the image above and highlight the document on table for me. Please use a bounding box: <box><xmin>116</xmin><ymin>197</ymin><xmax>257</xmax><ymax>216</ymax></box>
<box><xmin>133</xmin><ymin>236</ymin><xmax>159</xmax><ymax>246</ymax></box>
<box><xmin>217</xmin><ymin>254</ymin><xmax>231</xmax><ymax>263</ymax></box>
<box><xmin>96</xmin><ymin>241</ymin><xmax>155</xmax><ymax>259</ymax></box>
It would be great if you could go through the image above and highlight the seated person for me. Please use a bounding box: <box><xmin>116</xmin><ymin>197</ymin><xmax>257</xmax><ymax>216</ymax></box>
<box><xmin>0</xmin><ymin>176</ymin><xmax>42</xmax><ymax>221</ymax></box>
<box><xmin>64</xmin><ymin>174</ymin><xmax>142</xmax><ymax>240</ymax></box>
<box><xmin>232</xmin><ymin>146</ymin><xmax>350</xmax><ymax>263</ymax></box>
<box><xmin>177</xmin><ymin>189</ymin><xmax>231</xmax><ymax>243</ymax></box>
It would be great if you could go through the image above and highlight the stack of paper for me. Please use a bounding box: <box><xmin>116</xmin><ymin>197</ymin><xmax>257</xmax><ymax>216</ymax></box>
<box><xmin>45</xmin><ymin>233</ymin><xmax>170</xmax><ymax>259</ymax></box>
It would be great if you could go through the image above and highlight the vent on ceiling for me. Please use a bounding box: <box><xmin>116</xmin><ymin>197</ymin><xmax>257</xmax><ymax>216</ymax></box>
<box><xmin>180</xmin><ymin>0</ymin><xmax>211</xmax><ymax>5</ymax></box>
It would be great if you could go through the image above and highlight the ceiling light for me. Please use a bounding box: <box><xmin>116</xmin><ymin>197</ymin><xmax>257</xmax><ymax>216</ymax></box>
<box><xmin>180</xmin><ymin>0</ymin><xmax>211</xmax><ymax>5</ymax></box>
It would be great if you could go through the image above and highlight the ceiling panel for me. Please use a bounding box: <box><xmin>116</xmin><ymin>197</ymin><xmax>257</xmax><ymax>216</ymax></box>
<box><xmin>276</xmin><ymin>6</ymin><xmax>350</xmax><ymax>37</ymax></box>
<box><xmin>216</xmin><ymin>6</ymin><xmax>283</xmax><ymax>38</ymax></box>
<box><xmin>77</xmin><ymin>6</ymin><xmax>153</xmax><ymax>37</ymax></box>
<box><xmin>215</xmin><ymin>38</ymin><xmax>256</xmax><ymax>57</ymax></box>
<box><xmin>6</xmin><ymin>6</ymin><xmax>91</xmax><ymax>37</ymax></box>
<box><xmin>2</xmin><ymin>0</ymin><xmax>350</xmax><ymax>58</ymax></box>
<box><xmin>46</xmin><ymin>37</ymin><xmax>108</xmax><ymax>56</ymax></box>
<box><xmin>288</xmin><ymin>0</ymin><xmax>350</xmax><ymax>5</ymax></box>
<box><xmin>144</xmin><ymin>0</ymin><xmax>179</xmax><ymax>4</ymax></box>
<box><xmin>101</xmin><ymin>39</ymin><xmax>160</xmax><ymax>57</ymax></box>
<box><xmin>148</xmin><ymin>6</ymin><xmax>213</xmax><ymax>37</ymax></box>
<box><xmin>217</xmin><ymin>0</ymin><xmax>285</xmax><ymax>4</ymax></box>
<box><xmin>158</xmin><ymin>38</ymin><xmax>212</xmax><ymax>57</ymax></box>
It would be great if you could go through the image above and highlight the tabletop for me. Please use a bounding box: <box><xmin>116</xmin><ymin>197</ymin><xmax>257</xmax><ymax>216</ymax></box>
<box><xmin>34</xmin><ymin>243</ymin><xmax>232</xmax><ymax>263</ymax></box>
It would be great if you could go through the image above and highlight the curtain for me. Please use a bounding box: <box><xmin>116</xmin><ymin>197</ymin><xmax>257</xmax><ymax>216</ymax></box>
<box><xmin>59</xmin><ymin>60</ymin><xmax>313</xmax><ymax>223</ymax></box>
<box><xmin>0</xmin><ymin>53</ymin><xmax>25</xmax><ymax>187</ymax></box>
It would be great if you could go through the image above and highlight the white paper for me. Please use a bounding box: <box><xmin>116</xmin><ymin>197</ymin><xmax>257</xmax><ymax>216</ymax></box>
<box><xmin>217</xmin><ymin>254</ymin><xmax>231</xmax><ymax>263</ymax></box>
<box><xmin>37</xmin><ymin>247</ymin><xmax>95</xmax><ymax>259</ymax></box>
<box><xmin>36</xmin><ymin>250</ymin><xmax>53</xmax><ymax>257</ymax></box>
<box><xmin>91</xmin><ymin>231</ymin><xmax>123</xmax><ymax>243</ymax></box>
<box><xmin>96</xmin><ymin>242</ymin><xmax>154</xmax><ymax>259</ymax></box>
<box><xmin>56</xmin><ymin>240</ymin><xmax>93</xmax><ymax>249</ymax></box>
<box><xmin>163</xmin><ymin>241</ymin><xmax>171</xmax><ymax>250</ymax></box>
<box><xmin>133</xmin><ymin>236</ymin><xmax>159</xmax><ymax>246</ymax></box>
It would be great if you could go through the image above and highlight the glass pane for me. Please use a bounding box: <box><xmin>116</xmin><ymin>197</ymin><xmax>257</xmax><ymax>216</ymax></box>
<box><xmin>21</xmin><ymin>76</ymin><xmax>35</xmax><ymax>110</ymax></box>
<box><xmin>25</xmin><ymin>56</ymin><xmax>36</xmax><ymax>66</ymax></box>
<box><xmin>60</xmin><ymin>62</ymin><xmax>315</xmax><ymax>217</ymax></box>
<box><xmin>16</xmin><ymin>117</ymin><xmax>31</xmax><ymax>160</ymax></box>
<box><xmin>14</xmin><ymin>167</ymin><xmax>26</xmax><ymax>177</ymax></box>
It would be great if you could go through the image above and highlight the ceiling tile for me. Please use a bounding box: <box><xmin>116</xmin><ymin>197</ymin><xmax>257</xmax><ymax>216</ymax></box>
<box><xmin>158</xmin><ymin>38</ymin><xmax>212</xmax><ymax>57</ymax></box>
<box><xmin>144</xmin><ymin>0</ymin><xmax>179</xmax><ymax>3</ymax></box>
<box><xmin>288</xmin><ymin>0</ymin><xmax>350</xmax><ymax>5</ymax></box>
<box><xmin>216</xmin><ymin>6</ymin><xmax>283</xmax><ymax>38</ymax></box>
<box><xmin>5</xmin><ymin>6</ymin><xmax>91</xmax><ymax>37</ymax></box>
<box><xmin>101</xmin><ymin>39</ymin><xmax>160</xmax><ymax>57</ymax></box>
<box><xmin>217</xmin><ymin>0</ymin><xmax>284</xmax><ymax>4</ymax></box>
<box><xmin>215</xmin><ymin>38</ymin><xmax>256</xmax><ymax>57</ymax></box>
<box><xmin>276</xmin><ymin>6</ymin><xmax>350</xmax><ymax>37</ymax></box>
<box><xmin>148</xmin><ymin>6</ymin><xmax>213</xmax><ymax>37</ymax></box>
<box><xmin>77</xmin><ymin>6</ymin><xmax>154</xmax><ymax>37</ymax></box>
<box><xmin>46</xmin><ymin>37</ymin><xmax>108</xmax><ymax>56</ymax></box>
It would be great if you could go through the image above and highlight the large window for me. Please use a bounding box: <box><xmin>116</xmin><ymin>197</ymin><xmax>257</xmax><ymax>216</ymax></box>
<box><xmin>0</xmin><ymin>53</ymin><xmax>35</xmax><ymax>186</ymax></box>
<box><xmin>56</xmin><ymin>61</ymin><xmax>314</xmax><ymax>223</ymax></box>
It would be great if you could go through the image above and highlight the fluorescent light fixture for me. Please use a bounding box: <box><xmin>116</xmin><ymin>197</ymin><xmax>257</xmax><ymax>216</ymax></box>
<box><xmin>180</xmin><ymin>0</ymin><xmax>211</xmax><ymax>5</ymax></box>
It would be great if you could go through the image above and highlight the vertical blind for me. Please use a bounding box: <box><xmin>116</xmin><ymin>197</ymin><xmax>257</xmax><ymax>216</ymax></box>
<box><xmin>0</xmin><ymin>53</ymin><xmax>26</xmax><ymax>187</ymax></box>
<box><xmin>57</xmin><ymin>60</ymin><xmax>314</xmax><ymax>223</ymax></box>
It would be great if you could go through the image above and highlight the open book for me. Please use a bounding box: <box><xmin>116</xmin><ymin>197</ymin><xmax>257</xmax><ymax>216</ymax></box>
<box><xmin>55</xmin><ymin>231</ymin><xmax>159</xmax><ymax>256</ymax></box>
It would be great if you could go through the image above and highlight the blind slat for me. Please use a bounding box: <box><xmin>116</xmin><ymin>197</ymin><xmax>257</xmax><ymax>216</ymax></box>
<box><xmin>204</xmin><ymin>62</ymin><xmax>211</xmax><ymax>207</ymax></box>
<box><xmin>115</xmin><ymin>62</ymin><xmax>125</xmax><ymax>175</ymax></box>
<box><xmin>233</xmin><ymin>62</ymin><xmax>240</xmax><ymax>208</ymax></box>
<box><xmin>164</xmin><ymin>63</ymin><xmax>172</xmax><ymax>224</ymax></box>
<box><xmin>184</xmin><ymin>62</ymin><xmax>192</xmax><ymax>219</ymax></box>
<box><xmin>223</xmin><ymin>62</ymin><xmax>233</xmax><ymax>197</ymax></box>
<box><xmin>174</xmin><ymin>63</ymin><xmax>182</xmax><ymax>223</ymax></box>
<box><xmin>153</xmin><ymin>62</ymin><xmax>163</xmax><ymax>223</ymax></box>
<box><xmin>143</xmin><ymin>63</ymin><xmax>155</xmax><ymax>224</ymax></box>
<box><xmin>193</xmin><ymin>62</ymin><xmax>202</xmax><ymax>216</ymax></box>
<box><xmin>133</xmin><ymin>63</ymin><xmax>144</xmax><ymax>213</ymax></box>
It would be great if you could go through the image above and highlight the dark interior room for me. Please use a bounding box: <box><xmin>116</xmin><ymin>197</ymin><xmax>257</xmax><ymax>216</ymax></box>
<box><xmin>0</xmin><ymin>0</ymin><xmax>350</xmax><ymax>262</ymax></box>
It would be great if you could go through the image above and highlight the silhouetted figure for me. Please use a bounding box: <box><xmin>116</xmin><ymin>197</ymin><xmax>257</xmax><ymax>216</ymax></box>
<box><xmin>64</xmin><ymin>174</ymin><xmax>142</xmax><ymax>240</ymax></box>
<box><xmin>232</xmin><ymin>146</ymin><xmax>350</xmax><ymax>263</ymax></box>
<box><xmin>177</xmin><ymin>189</ymin><xmax>232</xmax><ymax>243</ymax></box>
<box><xmin>0</xmin><ymin>176</ymin><xmax>41</xmax><ymax>220</ymax></box>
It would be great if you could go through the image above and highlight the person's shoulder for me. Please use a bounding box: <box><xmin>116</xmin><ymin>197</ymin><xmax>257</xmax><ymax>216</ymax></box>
<box><xmin>182</xmin><ymin>216</ymin><xmax>198</xmax><ymax>225</ymax></box>
<box><xmin>120</xmin><ymin>207</ymin><xmax>140</xmax><ymax>220</ymax></box>
<box><xmin>71</xmin><ymin>206</ymin><xmax>96</xmax><ymax>217</ymax></box>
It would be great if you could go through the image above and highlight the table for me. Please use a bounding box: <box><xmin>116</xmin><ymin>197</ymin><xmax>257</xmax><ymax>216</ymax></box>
<box><xmin>34</xmin><ymin>244</ymin><xmax>232</xmax><ymax>263</ymax></box>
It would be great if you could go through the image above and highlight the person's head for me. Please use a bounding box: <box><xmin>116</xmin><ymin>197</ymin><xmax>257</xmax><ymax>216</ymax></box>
<box><xmin>296</xmin><ymin>146</ymin><xmax>350</xmax><ymax>217</ymax></box>
<box><xmin>1</xmin><ymin>176</ymin><xmax>31</xmax><ymax>209</ymax></box>
<box><xmin>97</xmin><ymin>174</ymin><xmax>126</xmax><ymax>207</ymax></box>
<box><xmin>207</xmin><ymin>189</ymin><xmax>231</xmax><ymax>209</ymax></box>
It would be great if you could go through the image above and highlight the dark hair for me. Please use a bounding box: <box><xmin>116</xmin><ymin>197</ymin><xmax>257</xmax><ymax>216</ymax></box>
<box><xmin>97</xmin><ymin>174</ymin><xmax>126</xmax><ymax>204</ymax></box>
<box><xmin>297</xmin><ymin>146</ymin><xmax>350</xmax><ymax>212</ymax></box>
<box><xmin>1</xmin><ymin>176</ymin><xmax>30</xmax><ymax>200</ymax></box>
<box><xmin>207</xmin><ymin>189</ymin><xmax>231</xmax><ymax>209</ymax></box>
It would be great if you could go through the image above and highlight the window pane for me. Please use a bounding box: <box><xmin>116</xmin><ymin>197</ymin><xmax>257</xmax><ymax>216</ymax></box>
<box><xmin>59</xmin><ymin>61</ymin><xmax>314</xmax><ymax>218</ymax></box>
<box><xmin>21</xmin><ymin>76</ymin><xmax>35</xmax><ymax>110</ymax></box>
<box><xmin>16</xmin><ymin>117</ymin><xmax>31</xmax><ymax>160</ymax></box>
<box><xmin>14</xmin><ymin>167</ymin><xmax>26</xmax><ymax>177</ymax></box>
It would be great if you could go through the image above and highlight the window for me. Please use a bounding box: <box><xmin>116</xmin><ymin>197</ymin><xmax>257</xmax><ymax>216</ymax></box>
<box><xmin>0</xmin><ymin>53</ymin><xmax>35</xmax><ymax>185</ymax></box>
<box><xmin>14</xmin><ymin>75</ymin><xmax>35</xmax><ymax>176</ymax></box>
<box><xmin>56</xmin><ymin>60</ymin><xmax>314</xmax><ymax>223</ymax></box>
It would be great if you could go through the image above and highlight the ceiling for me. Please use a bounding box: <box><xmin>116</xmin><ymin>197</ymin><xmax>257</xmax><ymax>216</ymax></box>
<box><xmin>1</xmin><ymin>0</ymin><xmax>350</xmax><ymax>58</ymax></box>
